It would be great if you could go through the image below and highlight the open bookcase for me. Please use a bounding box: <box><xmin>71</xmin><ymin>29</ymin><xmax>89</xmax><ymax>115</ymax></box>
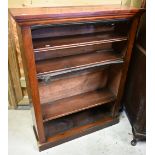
<box><xmin>9</xmin><ymin>5</ymin><xmax>144</xmax><ymax>151</ymax></box>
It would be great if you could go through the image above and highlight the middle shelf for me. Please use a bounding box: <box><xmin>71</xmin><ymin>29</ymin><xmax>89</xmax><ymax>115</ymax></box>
<box><xmin>36</xmin><ymin>50</ymin><xmax>124</xmax><ymax>78</ymax></box>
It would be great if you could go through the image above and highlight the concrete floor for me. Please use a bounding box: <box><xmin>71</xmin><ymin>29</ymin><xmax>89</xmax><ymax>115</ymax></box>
<box><xmin>8</xmin><ymin>110</ymin><xmax>145</xmax><ymax>155</ymax></box>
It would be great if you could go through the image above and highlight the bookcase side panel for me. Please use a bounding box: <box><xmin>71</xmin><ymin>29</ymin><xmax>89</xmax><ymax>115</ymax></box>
<box><xmin>16</xmin><ymin>24</ymin><xmax>46</xmax><ymax>143</ymax></box>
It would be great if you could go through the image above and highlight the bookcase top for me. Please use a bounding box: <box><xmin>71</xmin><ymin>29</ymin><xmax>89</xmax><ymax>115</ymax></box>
<box><xmin>9</xmin><ymin>5</ymin><xmax>144</xmax><ymax>26</ymax></box>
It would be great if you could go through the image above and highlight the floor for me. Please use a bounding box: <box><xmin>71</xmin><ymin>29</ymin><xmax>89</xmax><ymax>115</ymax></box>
<box><xmin>8</xmin><ymin>110</ymin><xmax>145</xmax><ymax>155</ymax></box>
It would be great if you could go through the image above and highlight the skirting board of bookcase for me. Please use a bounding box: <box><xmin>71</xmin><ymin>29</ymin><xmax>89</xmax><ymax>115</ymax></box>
<box><xmin>33</xmin><ymin>117</ymin><xmax>119</xmax><ymax>151</ymax></box>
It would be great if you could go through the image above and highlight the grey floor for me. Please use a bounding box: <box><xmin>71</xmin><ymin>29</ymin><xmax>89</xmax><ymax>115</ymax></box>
<box><xmin>8</xmin><ymin>110</ymin><xmax>145</xmax><ymax>155</ymax></box>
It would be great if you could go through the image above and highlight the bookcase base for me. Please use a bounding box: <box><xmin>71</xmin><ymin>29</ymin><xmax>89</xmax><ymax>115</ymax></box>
<box><xmin>33</xmin><ymin>117</ymin><xmax>119</xmax><ymax>151</ymax></box>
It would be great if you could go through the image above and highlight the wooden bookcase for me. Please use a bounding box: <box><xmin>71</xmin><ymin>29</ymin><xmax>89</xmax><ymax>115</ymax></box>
<box><xmin>9</xmin><ymin>5</ymin><xmax>144</xmax><ymax>151</ymax></box>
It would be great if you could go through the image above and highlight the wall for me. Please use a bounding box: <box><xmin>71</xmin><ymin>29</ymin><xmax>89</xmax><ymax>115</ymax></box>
<box><xmin>8</xmin><ymin>0</ymin><xmax>122</xmax><ymax>8</ymax></box>
<box><xmin>122</xmin><ymin>0</ymin><xmax>143</xmax><ymax>7</ymax></box>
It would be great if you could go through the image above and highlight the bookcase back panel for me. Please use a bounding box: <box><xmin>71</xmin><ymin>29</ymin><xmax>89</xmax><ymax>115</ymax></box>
<box><xmin>31</xmin><ymin>20</ymin><xmax>130</xmax><ymax>40</ymax></box>
<box><xmin>39</xmin><ymin>68</ymin><xmax>109</xmax><ymax>104</ymax></box>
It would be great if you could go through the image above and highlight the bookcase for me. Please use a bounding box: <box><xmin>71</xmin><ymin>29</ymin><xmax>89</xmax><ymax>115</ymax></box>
<box><xmin>9</xmin><ymin>5</ymin><xmax>144</xmax><ymax>151</ymax></box>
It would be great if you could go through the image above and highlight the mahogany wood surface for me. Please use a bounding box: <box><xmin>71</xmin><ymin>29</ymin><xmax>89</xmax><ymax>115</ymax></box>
<box><xmin>44</xmin><ymin>103</ymin><xmax>113</xmax><ymax>138</ymax></box>
<box><xmin>41</xmin><ymin>117</ymin><xmax>118</xmax><ymax>151</ymax></box>
<box><xmin>37</xmin><ymin>102</ymin><xmax>117</xmax><ymax>151</ymax></box>
<box><xmin>42</xmin><ymin>89</ymin><xmax>115</xmax><ymax>122</ymax></box>
<box><xmin>31</xmin><ymin>21</ymin><xmax>116</xmax><ymax>39</ymax></box>
<box><xmin>39</xmin><ymin>69</ymin><xmax>109</xmax><ymax>103</ymax></box>
<box><xmin>34</xmin><ymin>41</ymin><xmax>127</xmax><ymax>61</ymax></box>
<box><xmin>9</xmin><ymin>5</ymin><xmax>144</xmax><ymax>26</ymax></box>
<box><xmin>10</xmin><ymin>5</ymin><xmax>144</xmax><ymax>151</ymax></box>
<box><xmin>38</xmin><ymin>118</ymin><xmax>118</xmax><ymax>151</ymax></box>
<box><xmin>31</xmin><ymin>18</ymin><xmax>130</xmax><ymax>40</ymax></box>
<box><xmin>34</xmin><ymin>43</ymin><xmax>112</xmax><ymax>61</ymax></box>
<box><xmin>33</xmin><ymin>33</ymin><xmax>127</xmax><ymax>49</ymax></box>
<box><xmin>36</xmin><ymin>51</ymin><xmax>123</xmax><ymax>76</ymax></box>
<box><xmin>32</xmin><ymin>19</ymin><xmax>129</xmax><ymax>61</ymax></box>
<box><xmin>16</xmin><ymin>26</ymin><xmax>46</xmax><ymax>143</ymax></box>
<box><xmin>108</xmin><ymin>64</ymin><xmax>122</xmax><ymax>96</ymax></box>
<box><xmin>113</xmin><ymin>16</ymin><xmax>140</xmax><ymax>117</ymax></box>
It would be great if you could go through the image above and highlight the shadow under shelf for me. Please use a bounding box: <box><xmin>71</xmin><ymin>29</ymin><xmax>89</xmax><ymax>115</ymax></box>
<box><xmin>43</xmin><ymin>102</ymin><xmax>116</xmax><ymax>140</ymax></box>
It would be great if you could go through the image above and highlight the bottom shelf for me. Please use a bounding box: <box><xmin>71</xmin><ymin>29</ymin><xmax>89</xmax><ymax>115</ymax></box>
<box><xmin>34</xmin><ymin>103</ymin><xmax>119</xmax><ymax>151</ymax></box>
<box><xmin>41</xmin><ymin>88</ymin><xmax>116</xmax><ymax>122</ymax></box>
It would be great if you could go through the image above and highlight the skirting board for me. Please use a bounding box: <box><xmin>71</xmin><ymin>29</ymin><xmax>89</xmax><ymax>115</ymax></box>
<box><xmin>33</xmin><ymin>117</ymin><xmax>119</xmax><ymax>151</ymax></box>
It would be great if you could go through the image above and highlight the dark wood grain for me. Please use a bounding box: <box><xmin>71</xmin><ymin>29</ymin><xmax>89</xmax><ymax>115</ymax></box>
<box><xmin>31</xmin><ymin>19</ymin><xmax>130</xmax><ymax>40</ymax></box>
<box><xmin>10</xmin><ymin>5</ymin><xmax>144</xmax><ymax>150</ymax></box>
<box><xmin>124</xmin><ymin>44</ymin><xmax>146</xmax><ymax>132</ymax></box>
<box><xmin>36</xmin><ymin>50</ymin><xmax>123</xmax><ymax>76</ymax></box>
<box><xmin>33</xmin><ymin>33</ymin><xmax>127</xmax><ymax>49</ymax></box>
<box><xmin>9</xmin><ymin>5</ymin><xmax>144</xmax><ymax>26</ymax></box>
<box><xmin>44</xmin><ymin>103</ymin><xmax>113</xmax><ymax>137</ymax></box>
<box><xmin>32</xmin><ymin>19</ymin><xmax>129</xmax><ymax>61</ymax></box>
<box><xmin>107</xmin><ymin>64</ymin><xmax>122</xmax><ymax>96</ymax></box>
<box><xmin>40</xmin><ymin>116</ymin><xmax>118</xmax><ymax>151</ymax></box>
<box><xmin>34</xmin><ymin>43</ymin><xmax>112</xmax><ymax>61</ymax></box>
<box><xmin>31</xmin><ymin>20</ymin><xmax>115</xmax><ymax>39</ymax></box>
<box><xmin>122</xmin><ymin>11</ymin><xmax>146</xmax><ymax>144</ymax></box>
<box><xmin>41</xmin><ymin>118</ymin><xmax>118</xmax><ymax>151</ymax></box>
<box><xmin>39</xmin><ymin>69</ymin><xmax>109</xmax><ymax>103</ymax></box>
<box><xmin>113</xmin><ymin>16</ymin><xmax>140</xmax><ymax>117</ymax></box>
<box><xmin>16</xmin><ymin>25</ymin><xmax>46</xmax><ymax>143</ymax></box>
<box><xmin>42</xmin><ymin>89</ymin><xmax>115</xmax><ymax>122</ymax></box>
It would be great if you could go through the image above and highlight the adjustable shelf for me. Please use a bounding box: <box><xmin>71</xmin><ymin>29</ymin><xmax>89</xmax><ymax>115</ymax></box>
<box><xmin>34</xmin><ymin>36</ymin><xmax>127</xmax><ymax>61</ymax></box>
<box><xmin>33</xmin><ymin>34</ymin><xmax>127</xmax><ymax>50</ymax></box>
<box><xmin>36</xmin><ymin>50</ymin><xmax>124</xmax><ymax>78</ymax></box>
<box><xmin>41</xmin><ymin>89</ymin><xmax>115</xmax><ymax>122</ymax></box>
<box><xmin>10</xmin><ymin>5</ymin><xmax>144</xmax><ymax>151</ymax></box>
